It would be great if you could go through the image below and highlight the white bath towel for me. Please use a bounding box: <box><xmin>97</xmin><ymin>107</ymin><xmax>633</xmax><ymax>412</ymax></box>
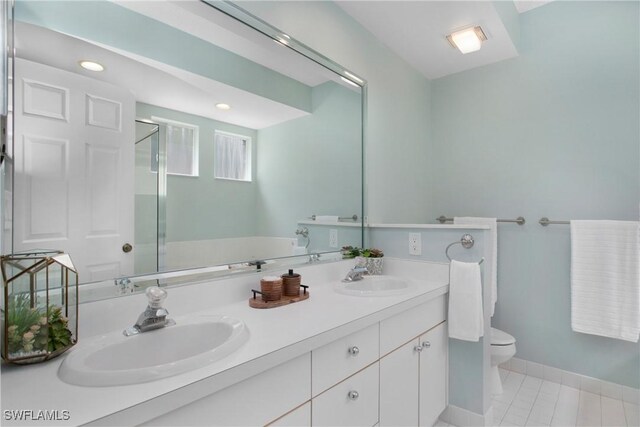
<box><xmin>315</xmin><ymin>215</ymin><xmax>339</xmax><ymax>222</ymax></box>
<box><xmin>571</xmin><ymin>220</ymin><xmax>640</xmax><ymax>342</ymax></box>
<box><xmin>448</xmin><ymin>260</ymin><xmax>484</xmax><ymax>341</ymax></box>
<box><xmin>454</xmin><ymin>217</ymin><xmax>498</xmax><ymax>316</ymax></box>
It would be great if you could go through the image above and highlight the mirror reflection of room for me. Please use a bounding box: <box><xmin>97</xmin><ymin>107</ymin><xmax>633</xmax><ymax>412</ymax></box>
<box><xmin>11</xmin><ymin>0</ymin><xmax>363</xmax><ymax>284</ymax></box>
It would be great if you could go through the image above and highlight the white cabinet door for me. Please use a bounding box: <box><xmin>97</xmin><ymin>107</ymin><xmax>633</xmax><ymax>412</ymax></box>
<box><xmin>419</xmin><ymin>322</ymin><xmax>448</xmax><ymax>427</ymax></box>
<box><xmin>379</xmin><ymin>338</ymin><xmax>420</xmax><ymax>427</ymax></box>
<box><xmin>312</xmin><ymin>362</ymin><xmax>379</xmax><ymax>427</ymax></box>
<box><xmin>14</xmin><ymin>58</ymin><xmax>135</xmax><ymax>282</ymax></box>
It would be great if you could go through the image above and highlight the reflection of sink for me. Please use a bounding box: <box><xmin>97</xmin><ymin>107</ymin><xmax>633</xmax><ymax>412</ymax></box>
<box><xmin>334</xmin><ymin>275</ymin><xmax>412</xmax><ymax>297</ymax></box>
<box><xmin>59</xmin><ymin>315</ymin><xmax>248</xmax><ymax>387</ymax></box>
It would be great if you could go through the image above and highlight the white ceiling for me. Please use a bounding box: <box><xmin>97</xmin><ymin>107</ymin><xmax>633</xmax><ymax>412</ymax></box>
<box><xmin>336</xmin><ymin>1</ymin><xmax>526</xmax><ymax>80</ymax></box>
<box><xmin>15</xmin><ymin>22</ymin><xmax>310</xmax><ymax>130</ymax></box>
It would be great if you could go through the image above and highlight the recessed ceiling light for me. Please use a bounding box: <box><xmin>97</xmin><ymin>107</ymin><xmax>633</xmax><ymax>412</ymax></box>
<box><xmin>340</xmin><ymin>77</ymin><xmax>360</xmax><ymax>88</ymax></box>
<box><xmin>79</xmin><ymin>60</ymin><xmax>104</xmax><ymax>72</ymax></box>
<box><xmin>344</xmin><ymin>71</ymin><xmax>364</xmax><ymax>84</ymax></box>
<box><xmin>446</xmin><ymin>26</ymin><xmax>487</xmax><ymax>54</ymax></box>
<box><xmin>216</xmin><ymin>103</ymin><xmax>231</xmax><ymax>110</ymax></box>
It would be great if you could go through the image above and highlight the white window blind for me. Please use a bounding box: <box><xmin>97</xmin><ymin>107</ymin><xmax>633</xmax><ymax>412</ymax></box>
<box><xmin>214</xmin><ymin>131</ymin><xmax>251</xmax><ymax>182</ymax></box>
<box><xmin>152</xmin><ymin>117</ymin><xmax>199</xmax><ymax>177</ymax></box>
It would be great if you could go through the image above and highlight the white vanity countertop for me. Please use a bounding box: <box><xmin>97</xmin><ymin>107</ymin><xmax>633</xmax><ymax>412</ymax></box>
<box><xmin>0</xmin><ymin>259</ymin><xmax>448</xmax><ymax>426</ymax></box>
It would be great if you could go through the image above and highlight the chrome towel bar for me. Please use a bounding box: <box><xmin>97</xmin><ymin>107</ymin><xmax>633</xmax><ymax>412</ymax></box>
<box><xmin>539</xmin><ymin>217</ymin><xmax>570</xmax><ymax>226</ymax></box>
<box><xmin>309</xmin><ymin>214</ymin><xmax>358</xmax><ymax>221</ymax></box>
<box><xmin>436</xmin><ymin>215</ymin><xmax>525</xmax><ymax>225</ymax></box>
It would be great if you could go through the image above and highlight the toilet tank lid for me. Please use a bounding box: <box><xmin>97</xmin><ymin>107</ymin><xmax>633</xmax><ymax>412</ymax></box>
<box><xmin>491</xmin><ymin>327</ymin><xmax>516</xmax><ymax>345</ymax></box>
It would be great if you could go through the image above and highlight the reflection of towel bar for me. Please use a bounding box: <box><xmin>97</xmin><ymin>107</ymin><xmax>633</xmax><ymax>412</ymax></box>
<box><xmin>445</xmin><ymin>234</ymin><xmax>484</xmax><ymax>265</ymax></box>
<box><xmin>309</xmin><ymin>214</ymin><xmax>358</xmax><ymax>221</ymax></box>
<box><xmin>437</xmin><ymin>215</ymin><xmax>525</xmax><ymax>225</ymax></box>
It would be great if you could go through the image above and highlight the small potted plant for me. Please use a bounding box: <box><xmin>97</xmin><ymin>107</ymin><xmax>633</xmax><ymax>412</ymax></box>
<box><xmin>343</xmin><ymin>247</ymin><xmax>384</xmax><ymax>275</ymax></box>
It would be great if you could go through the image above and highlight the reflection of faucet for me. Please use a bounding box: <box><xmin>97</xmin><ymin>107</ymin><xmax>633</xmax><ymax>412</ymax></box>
<box><xmin>123</xmin><ymin>286</ymin><xmax>175</xmax><ymax>336</ymax></box>
<box><xmin>309</xmin><ymin>253</ymin><xmax>321</xmax><ymax>263</ymax></box>
<box><xmin>342</xmin><ymin>266</ymin><xmax>368</xmax><ymax>282</ymax></box>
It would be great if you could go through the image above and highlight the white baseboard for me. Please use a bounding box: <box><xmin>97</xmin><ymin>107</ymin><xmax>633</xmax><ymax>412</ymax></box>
<box><xmin>441</xmin><ymin>404</ymin><xmax>493</xmax><ymax>426</ymax></box>
<box><xmin>500</xmin><ymin>357</ymin><xmax>639</xmax><ymax>404</ymax></box>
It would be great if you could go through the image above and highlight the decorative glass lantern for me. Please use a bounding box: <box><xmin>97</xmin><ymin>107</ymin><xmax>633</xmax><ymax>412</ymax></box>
<box><xmin>1</xmin><ymin>250</ymin><xmax>78</xmax><ymax>364</ymax></box>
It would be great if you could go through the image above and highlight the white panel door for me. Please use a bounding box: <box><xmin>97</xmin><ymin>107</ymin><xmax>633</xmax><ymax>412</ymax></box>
<box><xmin>380</xmin><ymin>338</ymin><xmax>420</xmax><ymax>427</ymax></box>
<box><xmin>419</xmin><ymin>322</ymin><xmax>448</xmax><ymax>427</ymax></box>
<box><xmin>14</xmin><ymin>58</ymin><xmax>135</xmax><ymax>281</ymax></box>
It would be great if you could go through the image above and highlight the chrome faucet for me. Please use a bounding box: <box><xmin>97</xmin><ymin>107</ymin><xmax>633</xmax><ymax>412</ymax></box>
<box><xmin>342</xmin><ymin>266</ymin><xmax>368</xmax><ymax>282</ymax></box>
<box><xmin>123</xmin><ymin>286</ymin><xmax>175</xmax><ymax>336</ymax></box>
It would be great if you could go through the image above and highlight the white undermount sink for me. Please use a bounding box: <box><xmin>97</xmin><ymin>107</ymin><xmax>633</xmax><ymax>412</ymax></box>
<box><xmin>58</xmin><ymin>315</ymin><xmax>248</xmax><ymax>387</ymax></box>
<box><xmin>334</xmin><ymin>275</ymin><xmax>413</xmax><ymax>297</ymax></box>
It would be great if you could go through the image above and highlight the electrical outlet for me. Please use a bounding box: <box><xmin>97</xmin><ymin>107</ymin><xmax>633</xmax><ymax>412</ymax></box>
<box><xmin>409</xmin><ymin>232</ymin><xmax>422</xmax><ymax>255</ymax></box>
<box><xmin>329</xmin><ymin>229</ymin><xmax>338</xmax><ymax>248</ymax></box>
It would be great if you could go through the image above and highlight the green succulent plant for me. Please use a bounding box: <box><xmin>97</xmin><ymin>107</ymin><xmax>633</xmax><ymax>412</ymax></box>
<box><xmin>5</xmin><ymin>294</ymin><xmax>72</xmax><ymax>356</ymax></box>
<box><xmin>341</xmin><ymin>246</ymin><xmax>384</xmax><ymax>259</ymax></box>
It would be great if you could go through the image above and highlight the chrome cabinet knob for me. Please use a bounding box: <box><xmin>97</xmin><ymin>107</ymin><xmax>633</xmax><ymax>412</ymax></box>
<box><xmin>422</xmin><ymin>341</ymin><xmax>431</xmax><ymax>349</ymax></box>
<box><xmin>414</xmin><ymin>344</ymin><xmax>423</xmax><ymax>352</ymax></box>
<box><xmin>348</xmin><ymin>346</ymin><xmax>360</xmax><ymax>356</ymax></box>
<box><xmin>348</xmin><ymin>390</ymin><xmax>359</xmax><ymax>400</ymax></box>
<box><xmin>122</xmin><ymin>243</ymin><xmax>133</xmax><ymax>253</ymax></box>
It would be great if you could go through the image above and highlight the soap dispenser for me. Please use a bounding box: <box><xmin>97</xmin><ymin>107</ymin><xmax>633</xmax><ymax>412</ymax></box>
<box><xmin>281</xmin><ymin>269</ymin><xmax>301</xmax><ymax>296</ymax></box>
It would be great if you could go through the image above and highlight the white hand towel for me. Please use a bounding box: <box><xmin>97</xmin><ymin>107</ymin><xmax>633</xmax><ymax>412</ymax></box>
<box><xmin>571</xmin><ymin>220</ymin><xmax>640</xmax><ymax>342</ymax></box>
<box><xmin>315</xmin><ymin>215</ymin><xmax>339</xmax><ymax>222</ymax></box>
<box><xmin>448</xmin><ymin>260</ymin><xmax>484</xmax><ymax>341</ymax></box>
<box><xmin>454</xmin><ymin>217</ymin><xmax>498</xmax><ymax>316</ymax></box>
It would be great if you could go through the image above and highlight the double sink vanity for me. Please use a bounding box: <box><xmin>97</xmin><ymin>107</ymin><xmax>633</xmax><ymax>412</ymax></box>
<box><xmin>1</xmin><ymin>258</ymin><xmax>450</xmax><ymax>426</ymax></box>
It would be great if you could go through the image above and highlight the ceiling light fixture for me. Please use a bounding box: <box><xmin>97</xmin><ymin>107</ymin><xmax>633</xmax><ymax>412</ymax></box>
<box><xmin>344</xmin><ymin>71</ymin><xmax>364</xmax><ymax>85</ymax></box>
<box><xmin>340</xmin><ymin>77</ymin><xmax>360</xmax><ymax>88</ymax></box>
<box><xmin>446</xmin><ymin>26</ymin><xmax>487</xmax><ymax>54</ymax></box>
<box><xmin>79</xmin><ymin>60</ymin><xmax>104</xmax><ymax>72</ymax></box>
<box><xmin>216</xmin><ymin>103</ymin><xmax>231</xmax><ymax>110</ymax></box>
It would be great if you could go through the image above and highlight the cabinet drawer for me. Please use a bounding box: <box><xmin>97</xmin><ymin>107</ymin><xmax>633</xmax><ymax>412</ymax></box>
<box><xmin>380</xmin><ymin>296</ymin><xmax>445</xmax><ymax>355</ymax></box>
<box><xmin>140</xmin><ymin>353</ymin><xmax>311</xmax><ymax>426</ymax></box>
<box><xmin>312</xmin><ymin>362</ymin><xmax>379</xmax><ymax>427</ymax></box>
<box><xmin>312</xmin><ymin>323</ymin><xmax>379</xmax><ymax>396</ymax></box>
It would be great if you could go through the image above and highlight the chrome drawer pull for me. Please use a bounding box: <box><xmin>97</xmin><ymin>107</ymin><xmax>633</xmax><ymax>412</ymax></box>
<box><xmin>348</xmin><ymin>346</ymin><xmax>360</xmax><ymax>356</ymax></box>
<box><xmin>414</xmin><ymin>344</ymin><xmax>423</xmax><ymax>352</ymax></box>
<box><xmin>422</xmin><ymin>341</ymin><xmax>431</xmax><ymax>349</ymax></box>
<box><xmin>348</xmin><ymin>390</ymin><xmax>359</xmax><ymax>400</ymax></box>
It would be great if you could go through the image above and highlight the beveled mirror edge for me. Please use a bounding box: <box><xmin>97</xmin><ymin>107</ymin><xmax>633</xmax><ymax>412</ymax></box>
<box><xmin>2</xmin><ymin>0</ymin><xmax>366</xmax><ymax>304</ymax></box>
<box><xmin>205</xmin><ymin>1</ymin><xmax>367</xmax><ymax>88</ymax></box>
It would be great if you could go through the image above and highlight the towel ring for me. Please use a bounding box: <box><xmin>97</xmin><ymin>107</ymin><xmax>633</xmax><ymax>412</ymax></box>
<box><xmin>445</xmin><ymin>234</ymin><xmax>485</xmax><ymax>265</ymax></box>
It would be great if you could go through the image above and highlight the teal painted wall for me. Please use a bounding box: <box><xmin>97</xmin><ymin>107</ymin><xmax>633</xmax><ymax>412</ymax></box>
<box><xmin>431</xmin><ymin>1</ymin><xmax>639</xmax><ymax>387</ymax></box>
<box><xmin>256</xmin><ymin>81</ymin><xmax>361</xmax><ymax>251</ymax></box>
<box><xmin>15</xmin><ymin>0</ymin><xmax>312</xmax><ymax>112</ymax></box>
<box><xmin>136</xmin><ymin>103</ymin><xmax>258</xmax><ymax>242</ymax></box>
<box><xmin>240</xmin><ymin>1</ymin><xmax>434</xmax><ymax>225</ymax></box>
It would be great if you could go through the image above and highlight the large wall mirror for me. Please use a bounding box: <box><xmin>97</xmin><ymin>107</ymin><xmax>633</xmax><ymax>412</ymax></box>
<box><xmin>4</xmin><ymin>0</ymin><xmax>364</xmax><ymax>290</ymax></box>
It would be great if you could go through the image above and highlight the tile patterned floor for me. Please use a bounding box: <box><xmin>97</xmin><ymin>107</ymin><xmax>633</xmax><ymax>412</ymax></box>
<box><xmin>437</xmin><ymin>369</ymin><xmax>639</xmax><ymax>427</ymax></box>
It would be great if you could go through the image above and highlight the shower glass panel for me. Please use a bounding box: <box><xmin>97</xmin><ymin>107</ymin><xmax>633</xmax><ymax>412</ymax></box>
<box><xmin>134</xmin><ymin>121</ymin><xmax>160</xmax><ymax>274</ymax></box>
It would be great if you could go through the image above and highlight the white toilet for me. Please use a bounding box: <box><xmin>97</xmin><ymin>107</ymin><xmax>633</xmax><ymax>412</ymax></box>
<box><xmin>490</xmin><ymin>327</ymin><xmax>516</xmax><ymax>395</ymax></box>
